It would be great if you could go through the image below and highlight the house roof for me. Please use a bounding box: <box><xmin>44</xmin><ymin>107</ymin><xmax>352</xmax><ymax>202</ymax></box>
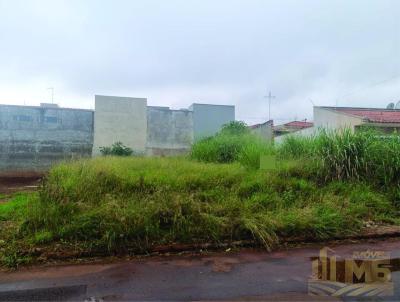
<box><xmin>322</xmin><ymin>107</ymin><xmax>400</xmax><ymax>123</ymax></box>
<box><xmin>249</xmin><ymin>120</ymin><xmax>273</xmax><ymax>129</ymax></box>
<box><xmin>273</xmin><ymin>120</ymin><xmax>313</xmax><ymax>136</ymax></box>
<box><xmin>283</xmin><ymin>121</ymin><xmax>314</xmax><ymax>129</ymax></box>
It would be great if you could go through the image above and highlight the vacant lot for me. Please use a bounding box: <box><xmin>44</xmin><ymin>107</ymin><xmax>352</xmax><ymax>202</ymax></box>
<box><xmin>1</xmin><ymin>126</ymin><xmax>400</xmax><ymax>268</ymax></box>
<box><xmin>0</xmin><ymin>172</ymin><xmax>42</xmax><ymax>196</ymax></box>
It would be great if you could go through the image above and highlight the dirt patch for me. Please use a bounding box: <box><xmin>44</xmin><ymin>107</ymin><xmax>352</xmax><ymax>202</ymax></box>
<box><xmin>0</xmin><ymin>171</ymin><xmax>44</xmax><ymax>195</ymax></box>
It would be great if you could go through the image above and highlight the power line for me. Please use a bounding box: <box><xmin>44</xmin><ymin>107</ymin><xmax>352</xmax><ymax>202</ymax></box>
<box><xmin>335</xmin><ymin>74</ymin><xmax>400</xmax><ymax>105</ymax></box>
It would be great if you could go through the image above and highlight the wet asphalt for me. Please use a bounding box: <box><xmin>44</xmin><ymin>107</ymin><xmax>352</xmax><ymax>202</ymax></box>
<box><xmin>1</xmin><ymin>238</ymin><xmax>400</xmax><ymax>301</ymax></box>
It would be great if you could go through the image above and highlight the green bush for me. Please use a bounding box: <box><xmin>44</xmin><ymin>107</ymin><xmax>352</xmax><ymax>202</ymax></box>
<box><xmin>191</xmin><ymin>121</ymin><xmax>273</xmax><ymax>168</ymax></box>
<box><xmin>99</xmin><ymin>141</ymin><xmax>134</xmax><ymax>156</ymax></box>
<box><xmin>220</xmin><ymin>121</ymin><xmax>250</xmax><ymax>136</ymax></box>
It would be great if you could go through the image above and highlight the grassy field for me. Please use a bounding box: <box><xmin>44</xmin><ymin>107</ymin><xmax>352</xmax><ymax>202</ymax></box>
<box><xmin>1</xmin><ymin>126</ymin><xmax>400</xmax><ymax>268</ymax></box>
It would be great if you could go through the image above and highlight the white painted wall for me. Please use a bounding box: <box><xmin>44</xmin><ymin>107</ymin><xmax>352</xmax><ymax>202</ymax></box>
<box><xmin>275</xmin><ymin>107</ymin><xmax>368</xmax><ymax>144</ymax></box>
<box><xmin>92</xmin><ymin>95</ymin><xmax>147</xmax><ymax>155</ymax></box>
<box><xmin>274</xmin><ymin>127</ymin><xmax>316</xmax><ymax>144</ymax></box>
<box><xmin>314</xmin><ymin>107</ymin><xmax>363</xmax><ymax>130</ymax></box>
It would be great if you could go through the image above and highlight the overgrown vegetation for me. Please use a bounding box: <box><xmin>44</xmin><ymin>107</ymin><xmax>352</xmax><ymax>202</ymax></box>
<box><xmin>279</xmin><ymin>128</ymin><xmax>400</xmax><ymax>187</ymax></box>
<box><xmin>100</xmin><ymin>141</ymin><xmax>134</xmax><ymax>156</ymax></box>
<box><xmin>1</xmin><ymin>126</ymin><xmax>400</xmax><ymax>268</ymax></box>
<box><xmin>191</xmin><ymin>121</ymin><xmax>274</xmax><ymax>169</ymax></box>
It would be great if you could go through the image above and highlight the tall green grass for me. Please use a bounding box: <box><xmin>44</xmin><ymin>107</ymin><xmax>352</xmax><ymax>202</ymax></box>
<box><xmin>191</xmin><ymin>134</ymin><xmax>273</xmax><ymax>169</ymax></box>
<box><xmin>2</xmin><ymin>126</ymin><xmax>400</xmax><ymax>267</ymax></box>
<box><xmin>191</xmin><ymin>121</ymin><xmax>274</xmax><ymax>169</ymax></box>
<box><xmin>278</xmin><ymin>128</ymin><xmax>400</xmax><ymax>186</ymax></box>
<box><xmin>2</xmin><ymin>156</ymin><xmax>394</xmax><ymax>267</ymax></box>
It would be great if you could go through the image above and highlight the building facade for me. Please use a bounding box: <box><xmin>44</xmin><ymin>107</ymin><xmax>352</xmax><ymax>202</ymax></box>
<box><xmin>275</xmin><ymin>106</ymin><xmax>400</xmax><ymax>144</ymax></box>
<box><xmin>249</xmin><ymin>120</ymin><xmax>274</xmax><ymax>141</ymax></box>
<box><xmin>0</xmin><ymin>95</ymin><xmax>235</xmax><ymax>171</ymax></box>
<box><xmin>188</xmin><ymin>103</ymin><xmax>235</xmax><ymax>140</ymax></box>
<box><xmin>0</xmin><ymin>103</ymin><xmax>94</xmax><ymax>171</ymax></box>
<box><xmin>314</xmin><ymin>106</ymin><xmax>400</xmax><ymax>132</ymax></box>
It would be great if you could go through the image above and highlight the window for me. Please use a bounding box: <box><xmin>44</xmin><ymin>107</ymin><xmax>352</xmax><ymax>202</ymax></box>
<box><xmin>13</xmin><ymin>115</ymin><xmax>33</xmax><ymax>122</ymax></box>
<box><xmin>45</xmin><ymin>116</ymin><xmax>58</xmax><ymax>123</ymax></box>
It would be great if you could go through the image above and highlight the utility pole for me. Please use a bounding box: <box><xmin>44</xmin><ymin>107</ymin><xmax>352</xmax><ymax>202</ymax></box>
<box><xmin>264</xmin><ymin>91</ymin><xmax>276</xmax><ymax>121</ymax></box>
<box><xmin>47</xmin><ymin>87</ymin><xmax>54</xmax><ymax>104</ymax></box>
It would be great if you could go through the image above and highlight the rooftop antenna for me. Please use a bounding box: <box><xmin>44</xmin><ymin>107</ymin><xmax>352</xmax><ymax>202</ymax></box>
<box><xmin>47</xmin><ymin>87</ymin><xmax>54</xmax><ymax>104</ymax></box>
<box><xmin>264</xmin><ymin>91</ymin><xmax>275</xmax><ymax>121</ymax></box>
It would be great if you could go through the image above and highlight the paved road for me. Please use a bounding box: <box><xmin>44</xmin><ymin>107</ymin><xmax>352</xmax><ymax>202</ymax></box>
<box><xmin>1</xmin><ymin>238</ymin><xmax>400</xmax><ymax>301</ymax></box>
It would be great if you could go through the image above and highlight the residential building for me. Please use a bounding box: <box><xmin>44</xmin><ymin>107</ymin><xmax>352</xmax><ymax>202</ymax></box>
<box><xmin>0</xmin><ymin>95</ymin><xmax>236</xmax><ymax>171</ymax></box>
<box><xmin>249</xmin><ymin>120</ymin><xmax>274</xmax><ymax>141</ymax></box>
<box><xmin>314</xmin><ymin>106</ymin><xmax>400</xmax><ymax>133</ymax></box>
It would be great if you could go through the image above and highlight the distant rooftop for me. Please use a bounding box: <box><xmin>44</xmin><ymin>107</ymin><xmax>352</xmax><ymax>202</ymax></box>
<box><xmin>273</xmin><ymin>120</ymin><xmax>313</xmax><ymax>136</ymax></box>
<box><xmin>320</xmin><ymin>106</ymin><xmax>400</xmax><ymax>123</ymax></box>
<box><xmin>40</xmin><ymin>103</ymin><xmax>59</xmax><ymax>108</ymax></box>
<box><xmin>249</xmin><ymin>120</ymin><xmax>273</xmax><ymax>129</ymax></box>
<box><xmin>0</xmin><ymin>103</ymin><xmax>93</xmax><ymax>112</ymax></box>
<box><xmin>283</xmin><ymin>120</ymin><xmax>313</xmax><ymax>129</ymax></box>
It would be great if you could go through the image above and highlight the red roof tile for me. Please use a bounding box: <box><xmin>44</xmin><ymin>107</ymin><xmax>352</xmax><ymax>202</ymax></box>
<box><xmin>333</xmin><ymin>108</ymin><xmax>400</xmax><ymax>123</ymax></box>
<box><xmin>249</xmin><ymin>120</ymin><xmax>273</xmax><ymax>129</ymax></box>
<box><xmin>283</xmin><ymin>121</ymin><xmax>314</xmax><ymax>129</ymax></box>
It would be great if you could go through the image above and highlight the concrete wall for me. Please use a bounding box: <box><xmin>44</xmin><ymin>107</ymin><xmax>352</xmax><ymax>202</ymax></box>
<box><xmin>314</xmin><ymin>107</ymin><xmax>363</xmax><ymax>130</ymax></box>
<box><xmin>0</xmin><ymin>104</ymin><xmax>93</xmax><ymax>171</ymax></box>
<box><xmin>274</xmin><ymin>127</ymin><xmax>316</xmax><ymax>144</ymax></box>
<box><xmin>146</xmin><ymin>106</ymin><xmax>193</xmax><ymax>155</ymax></box>
<box><xmin>250</xmin><ymin>123</ymin><xmax>273</xmax><ymax>141</ymax></box>
<box><xmin>189</xmin><ymin>103</ymin><xmax>235</xmax><ymax>140</ymax></box>
<box><xmin>0</xmin><ymin>96</ymin><xmax>237</xmax><ymax>171</ymax></box>
<box><xmin>92</xmin><ymin>95</ymin><xmax>147</xmax><ymax>155</ymax></box>
<box><xmin>274</xmin><ymin>107</ymin><xmax>364</xmax><ymax>144</ymax></box>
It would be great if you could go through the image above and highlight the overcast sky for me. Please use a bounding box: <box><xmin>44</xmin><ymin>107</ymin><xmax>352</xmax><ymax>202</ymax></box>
<box><xmin>0</xmin><ymin>0</ymin><xmax>399</xmax><ymax>124</ymax></box>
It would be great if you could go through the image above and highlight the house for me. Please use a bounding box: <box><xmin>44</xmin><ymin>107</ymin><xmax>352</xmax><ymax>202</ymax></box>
<box><xmin>249</xmin><ymin>120</ymin><xmax>274</xmax><ymax>141</ymax></box>
<box><xmin>314</xmin><ymin>106</ymin><xmax>400</xmax><ymax>133</ymax></box>
<box><xmin>274</xmin><ymin>106</ymin><xmax>400</xmax><ymax>144</ymax></box>
<box><xmin>274</xmin><ymin>120</ymin><xmax>314</xmax><ymax>136</ymax></box>
<box><xmin>273</xmin><ymin>120</ymin><xmax>314</xmax><ymax>143</ymax></box>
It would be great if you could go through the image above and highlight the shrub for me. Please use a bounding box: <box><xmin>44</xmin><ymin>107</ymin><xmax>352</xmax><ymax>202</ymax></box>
<box><xmin>191</xmin><ymin>121</ymin><xmax>273</xmax><ymax>168</ymax></box>
<box><xmin>220</xmin><ymin>121</ymin><xmax>250</xmax><ymax>136</ymax></box>
<box><xmin>99</xmin><ymin>141</ymin><xmax>134</xmax><ymax>156</ymax></box>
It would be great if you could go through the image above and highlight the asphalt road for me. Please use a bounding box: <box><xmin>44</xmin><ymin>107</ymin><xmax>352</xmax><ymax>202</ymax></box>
<box><xmin>1</xmin><ymin>238</ymin><xmax>400</xmax><ymax>301</ymax></box>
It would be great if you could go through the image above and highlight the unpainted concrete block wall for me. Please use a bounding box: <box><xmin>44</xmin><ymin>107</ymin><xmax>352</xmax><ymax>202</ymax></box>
<box><xmin>250</xmin><ymin>124</ymin><xmax>273</xmax><ymax>141</ymax></box>
<box><xmin>189</xmin><ymin>103</ymin><xmax>235</xmax><ymax>140</ymax></box>
<box><xmin>0</xmin><ymin>96</ymin><xmax>236</xmax><ymax>171</ymax></box>
<box><xmin>146</xmin><ymin>106</ymin><xmax>193</xmax><ymax>155</ymax></box>
<box><xmin>0</xmin><ymin>105</ymin><xmax>93</xmax><ymax>171</ymax></box>
<box><xmin>92</xmin><ymin>95</ymin><xmax>147</xmax><ymax>155</ymax></box>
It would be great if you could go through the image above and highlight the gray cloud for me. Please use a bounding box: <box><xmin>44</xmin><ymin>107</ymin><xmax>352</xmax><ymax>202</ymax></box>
<box><xmin>0</xmin><ymin>0</ymin><xmax>399</xmax><ymax>124</ymax></box>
